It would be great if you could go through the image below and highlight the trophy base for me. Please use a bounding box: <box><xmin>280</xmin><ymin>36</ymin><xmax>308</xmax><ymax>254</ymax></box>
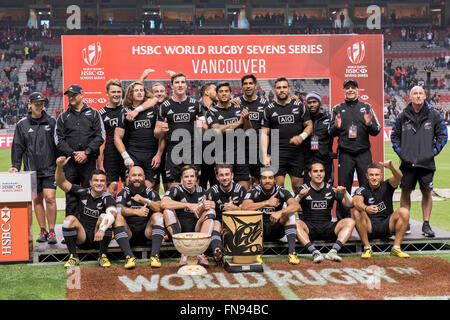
<box><xmin>178</xmin><ymin>264</ymin><xmax>208</xmax><ymax>276</ymax></box>
<box><xmin>224</xmin><ymin>261</ymin><xmax>264</xmax><ymax>273</ymax></box>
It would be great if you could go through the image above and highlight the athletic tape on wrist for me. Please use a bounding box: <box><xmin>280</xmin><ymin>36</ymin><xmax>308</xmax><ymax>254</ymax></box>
<box><xmin>300</xmin><ymin>132</ymin><xmax>308</xmax><ymax>140</ymax></box>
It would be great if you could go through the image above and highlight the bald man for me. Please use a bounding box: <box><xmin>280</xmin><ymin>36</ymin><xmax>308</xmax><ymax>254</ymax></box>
<box><xmin>391</xmin><ymin>86</ymin><xmax>447</xmax><ymax>237</ymax></box>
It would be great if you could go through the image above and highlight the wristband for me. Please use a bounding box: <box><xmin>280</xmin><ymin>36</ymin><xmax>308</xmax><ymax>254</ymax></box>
<box><xmin>146</xmin><ymin>199</ymin><xmax>152</xmax><ymax>206</ymax></box>
<box><xmin>364</xmin><ymin>206</ymin><xmax>368</xmax><ymax>213</ymax></box>
<box><xmin>135</xmin><ymin>106</ymin><xmax>144</xmax><ymax>112</ymax></box>
<box><xmin>121</xmin><ymin>151</ymin><xmax>131</xmax><ymax>161</ymax></box>
<box><xmin>299</xmin><ymin>132</ymin><xmax>308</xmax><ymax>140</ymax></box>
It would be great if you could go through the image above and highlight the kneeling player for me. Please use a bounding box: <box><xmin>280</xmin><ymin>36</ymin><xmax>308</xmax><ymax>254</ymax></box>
<box><xmin>295</xmin><ymin>162</ymin><xmax>355</xmax><ymax>263</ymax></box>
<box><xmin>56</xmin><ymin>157</ymin><xmax>136</xmax><ymax>269</ymax></box>
<box><xmin>204</xmin><ymin>164</ymin><xmax>247</xmax><ymax>265</ymax></box>
<box><xmin>161</xmin><ymin>165</ymin><xmax>211</xmax><ymax>265</ymax></box>
<box><xmin>241</xmin><ymin>168</ymin><xmax>301</xmax><ymax>264</ymax></box>
<box><xmin>353</xmin><ymin>161</ymin><xmax>410</xmax><ymax>259</ymax></box>
<box><xmin>117</xmin><ymin>166</ymin><xmax>164</xmax><ymax>268</ymax></box>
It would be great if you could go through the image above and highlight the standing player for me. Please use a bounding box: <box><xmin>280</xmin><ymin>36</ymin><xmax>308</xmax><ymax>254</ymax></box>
<box><xmin>205</xmin><ymin>82</ymin><xmax>252</xmax><ymax>190</ymax></box>
<box><xmin>114</xmin><ymin>81</ymin><xmax>163</xmax><ymax>190</ymax></box>
<box><xmin>204</xmin><ymin>164</ymin><xmax>247</xmax><ymax>265</ymax></box>
<box><xmin>391</xmin><ymin>85</ymin><xmax>447</xmax><ymax>237</ymax></box>
<box><xmin>55</xmin><ymin>84</ymin><xmax>105</xmax><ymax>218</ymax></box>
<box><xmin>353</xmin><ymin>162</ymin><xmax>410</xmax><ymax>259</ymax></box>
<box><xmin>161</xmin><ymin>165</ymin><xmax>211</xmax><ymax>265</ymax></box>
<box><xmin>261</xmin><ymin>77</ymin><xmax>313</xmax><ymax>192</ymax></box>
<box><xmin>241</xmin><ymin>168</ymin><xmax>301</xmax><ymax>264</ymax></box>
<box><xmin>328</xmin><ymin>79</ymin><xmax>381</xmax><ymax>220</ymax></box>
<box><xmin>56</xmin><ymin>156</ymin><xmax>137</xmax><ymax>269</ymax></box>
<box><xmin>98</xmin><ymin>79</ymin><xmax>126</xmax><ymax>196</ymax></box>
<box><xmin>295</xmin><ymin>162</ymin><xmax>355</xmax><ymax>263</ymax></box>
<box><xmin>116</xmin><ymin>166</ymin><xmax>164</xmax><ymax>268</ymax></box>
<box><xmin>154</xmin><ymin>73</ymin><xmax>204</xmax><ymax>188</ymax></box>
<box><xmin>9</xmin><ymin>92</ymin><xmax>58</xmax><ymax>244</ymax></box>
<box><xmin>303</xmin><ymin>92</ymin><xmax>334</xmax><ymax>185</ymax></box>
<box><xmin>237</xmin><ymin>74</ymin><xmax>268</xmax><ymax>185</ymax></box>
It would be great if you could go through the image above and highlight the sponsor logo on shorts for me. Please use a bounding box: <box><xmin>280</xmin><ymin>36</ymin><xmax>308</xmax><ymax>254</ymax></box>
<box><xmin>174</xmin><ymin>113</ymin><xmax>190</xmax><ymax>122</ymax></box>
<box><xmin>278</xmin><ymin>115</ymin><xmax>294</xmax><ymax>124</ymax></box>
<box><xmin>134</xmin><ymin>119</ymin><xmax>151</xmax><ymax>129</ymax></box>
<box><xmin>312</xmin><ymin>201</ymin><xmax>327</xmax><ymax>209</ymax></box>
<box><xmin>376</xmin><ymin>202</ymin><xmax>386</xmax><ymax>212</ymax></box>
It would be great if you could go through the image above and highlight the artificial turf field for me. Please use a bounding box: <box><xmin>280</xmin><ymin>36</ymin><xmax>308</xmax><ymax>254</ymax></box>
<box><xmin>0</xmin><ymin>142</ymin><xmax>449</xmax><ymax>301</ymax></box>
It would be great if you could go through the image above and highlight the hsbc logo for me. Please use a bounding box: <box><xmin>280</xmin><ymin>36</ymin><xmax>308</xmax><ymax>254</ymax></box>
<box><xmin>347</xmin><ymin>41</ymin><xmax>365</xmax><ymax>64</ymax></box>
<box><xmin>312</xmin><ymin>201</ymin><xmax>327</xmax><ymax>209</ymax></box>
<box><xmin>83</xmin><ymin>97</ymin><xmax>107</xmax><ymax>104</ymax></box>
<box><xmin>174</xmin><ymin>113</ymin><xmax>190</xmax><ymax>123</ymax></box>
<box><xmin>278</xmin><ymin>115</ymin><xmax>294</xmax><ymax>124</ymax></box>
<box><xmin>361</xmin><ymin>95</ymin><xmax>369</xmax><ymax>101</ymax></box>
<box><xmin>82</xmin><ymin>42</ymin><xmax>102</xmax><ymax>66</ymax></box>
<box><xmin>1</xmin><ymin>206</ymin><xmax>12</xmax><ymax>255</ymax></box>
<box><xmin>1</xmin><ymin>207</ymin><xmax>11</xmax><ymax>223</ymax></box>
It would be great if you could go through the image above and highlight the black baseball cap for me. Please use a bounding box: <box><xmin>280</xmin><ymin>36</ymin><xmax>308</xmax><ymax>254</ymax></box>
<box><xmin>64</xmin><ymin>84</ymin><xmax>83</xmax><ymax>95</ymax></box>
<box><xmin>29</xmin><ymin>92</ymin><xmax>48</xmax><ymax>103</ymax></box>
<box><xmin>343</xmin><ymin>79</ymin><xmax>358</xmax><ymax>88</ymax></box>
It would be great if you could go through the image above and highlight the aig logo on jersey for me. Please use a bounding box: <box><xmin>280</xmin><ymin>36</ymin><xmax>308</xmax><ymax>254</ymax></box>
<box><xmin>278</xmin><ymin>115</ymin><xmax>294</xmax><ymax>124</ymax></box>
<box><xmin>224</xmin><ymin>118</ymin><xmax>238</xmax><ymax>125</ymax></box>
<box><xmin>84</xmin><ymin>207</ymin><xmax>100</xmax><ymax>218</ymax></box>
<box><xmin>174</xmin><ymin>113</ymin><xmax>190</xmax><ymax>123</ymax></box>
<box><xmin>312</xmin><ymin>201</ymin><xmax>327</xmax><ymax>210</ymax></box>
<box><xmin>249</xmin><ymin>112</ymin><xmax>259</xmax><ymax>121</ymax></box>
<box><xmin>135</xmin><ymin>119</ymin><xmax>151</xmax><ymax>129</ymax></box>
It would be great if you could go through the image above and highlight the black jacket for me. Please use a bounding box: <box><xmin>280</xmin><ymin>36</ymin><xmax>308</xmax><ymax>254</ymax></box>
<box><xmin>391</xmin><ymin>102</ymin><xmax>448</xmax><ymax>170</ymax></box>
<box><xmin>328</xmin><ymin>99</ymin><xmax>381</xmax><ymax>154</ymax></box>
<box><xmin>55</xmin><ymin>103</ymin><xmax>104</xmax><ymax>157</ymax></box>
<box><xmin>304</xmin><ymin>109</ymin><xmax>333</xmax><ymax>164</ymax></box>
<box><xmin>11</xmin><ymin>111</ymin><xmax>57</xmax><ymax>177</ymax></box>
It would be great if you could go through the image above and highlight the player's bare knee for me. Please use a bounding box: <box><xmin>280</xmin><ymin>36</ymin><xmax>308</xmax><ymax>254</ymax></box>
<box><xmin>63</xmin><ymin>215</ymin><xmax>78</xmax><ymax>228</ymax></box>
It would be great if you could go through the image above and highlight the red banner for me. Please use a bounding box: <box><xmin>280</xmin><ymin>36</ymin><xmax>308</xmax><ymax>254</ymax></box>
<box><xmin>0</xmin><ymin>134</ymin><xmax>13</xmax><ymax>149</ymax></box>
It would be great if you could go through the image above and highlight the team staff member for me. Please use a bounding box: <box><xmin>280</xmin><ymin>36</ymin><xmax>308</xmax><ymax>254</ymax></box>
<box><xmin>328</xmin><ymin>79</ymin><xmax>381</xmax><ymax>219</ymax></box>
<box><xmin>261</xmin><ymin>77</ymin><xmax>313</xmax><ymax>192</ymax></box>
<box><xmin>154</xmin><ymin>73</ymin><xmax>205</xmax><ymax>188</ymax></box>
<box><xmin>116</xmin><ymin>166</ymin><xmax>164</xmax><ymax>268</ymax></box>
<box><xmin>204</xmin><ymin>164</ymin><xmax>247</xmax><ymax>265</ymax></box>
<box><xmin>10</xmin><ymin>92</ymin><xmax>58</xmax><ymax>244</ymax></box>
<box><xmin>242</xmin><ymin>168</ymin><xmax>301</xmax><ymax>265</ymax></box>
<box><xmin>98</xmin><ymin>79</ymin><xmax>126</xmax><ymax>196</ymax></box>
<box><xmin>114</xmin><ymin>81</ymin><xmax>162</xmax><ymax>190</ymax></box>
<box><xmin>206</xmin><ymin>82</ymin><xmax>252</xmax><ymax>190</ymax></box>
<box><xmin>391</xmin><ymin>86</ymin><xmax>448</xmax><ymax>237</ymax></box>
<box><xmin>295</xmin><ymin>162</ymin><xmax>355</xmax><ymax>263</ymax></box>
<box><xmin>199</xmin><ymin>82</ymin><xmax>218</xmax><ymax>190</ymax></box>
<box><xmin>237</xmin><ymin>74</ymin><xmax>268</xmax><ymax>185</ymax></box>
<box><xmin>353</xmin><ymin>162</ymin><xmax>410</xmax><ymax>259</ymax></box>
<box><xmin>303</xmin><ymin>92</ymin><xmax>334</xmax><ymax>185</ymax></box>
<box><xmin>56</xmin><ymin>156</ymin><xmax>136</xmax><ymax>269</ymax></box>
<box><xmin>55</xmin><ymin>84</ymin><xmax>105</xmax><ymax>217</ymax></box>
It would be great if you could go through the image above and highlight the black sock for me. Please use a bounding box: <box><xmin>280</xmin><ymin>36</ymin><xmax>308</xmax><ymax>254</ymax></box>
<box><xmin>99</xmin><ymin>230</ymin><xmax>113</xmax><ymax>256</ymax></box>
<box><xmin>285</xmin><ymin>225</ymin><xmax>297</xmax><ymax>254</ymax></box>
<box><xmin>151</xmin><ymin>226</ymin><xmax>165</xmax><ymax>257</ymax></box>
<box><xmin>332</xmin><ymin>240</ymin><xmax>343</xmax><ymax>253</ymax></box>
<box><xmin>305</xmin><ymin>242</ymin><xmax>317</xmax><ymax>254</ymax></box>
<box><xmin>62</xmin><ymin>227</ymin><xmax>78</xmax><ymax>257</ymax></box>
<box><xmin>114</xmin><ymin>226</ymin><xmax>134</xmax><ymax>258</ymax></box>
<box><xmin>169</xmin><ymin>223</ymin><xmax>181</xmax><ymax>235</ymax></box>
<box><xmin>210</xmin><ymin>230</ymin><xmax>222</xmax><ymax>251</ymax></box>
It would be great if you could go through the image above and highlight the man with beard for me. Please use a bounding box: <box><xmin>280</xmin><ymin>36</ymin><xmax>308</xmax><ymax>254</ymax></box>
<box><xmin>391</xmin><ymin>86</ymin><xmax>447</xmax><ymax>237</ymax></box>
<box><xmin>295</xmin><ymin>162</ymin><xmax>355</xmax><ymax>263</ymax></box>
<box><xmin>241</xmin><ymin>168</ymin><xmax>301</xmax><ymax>264</ymax></box>
<box><xmin>55</xmin><ymin>84</ymin><xmax>105</xmax><ymax>218</ymax></box>
<box><xmin>199</xmin><ymin>82</ymin><xmax>218</xmax><ymax>190</ymax></box>
<box><xmin>116</xmin><ymin>166</ymin><xmax>164</xmax><ymax>268</ymax></box>
<box><xmin>161</xmin><ymin>165</ymin><xmax>211</xmax><ymax>265</ymax></box>
<box><xmin>56</xmin><ymin>156</ymin><xmax>137</xmax><ymax>269</ymax></box>
<box><xmin>328</xmin><ymin>79</ymin><xmax>381</xmax><ymax>220</ymax></box>
<box><xmin>154</xmin><ymin>73</ymin><xmax>205</xmax><ymax>188</ymax></box>
<box><xmin>261</xmin><ymin>77</ymin><xmax>313</xmax><ymax>192</ymax></box>
<box><xmin>204</xmin><ymin>164</ymin><xmax>247</xmax><ymax>265</ymax></box>
<box><xmin>353</xmin><ymin>162</ymin><xmax>411</xmax><ymax>259</ymax></box>
<box><xmin>205</xmin><ymin>82</ymin><xmax>252</xmax><ymax>190</ymax></box>
<box><xmin>303</xmin><ymin>92</ymin><xmax>334</xmax><ymax>185</ymax></box>
<box><xmin>114</xmin><ymin>81</ymin><xmax>162</xmax><ymax>190</ymax></box>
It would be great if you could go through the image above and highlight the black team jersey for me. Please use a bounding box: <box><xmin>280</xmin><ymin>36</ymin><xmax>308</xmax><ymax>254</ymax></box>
<box><xmin>163</xmin><ymin>184</ymin><xmax>205</xmax><ymax>216</ymax></box>
<box><xmin>117</xmin><ymin>105</ymin><xmax>159</xmax><ymax>153</ymax></box>
<box><xmin>116</xmin><ymin>186</ymin><xmax>161</xmax><ymax>226</ymax></box>
<box><xmin>157</xmin><ymin>97</ymin><xmax>203</xmax><ymax>150</ymax></box>
<box><xmin>262</xmin><ymin>99</ymin><xmax>310</xmax><ymax>151</ymax></box>
<box><xmin>244</xmin><ymin>184</ymin><xmax>293</xmax><ymax>223</ymax></box>
<box><xmin>297</xmin><ymin>182</ymin><xmax>344</xmax><ymax>223</ymax></box>
<box><xmin>205</xmin><ymin>182</ymin><xmax>247</xmax><ymax>221</ymax></box>
<box><xmin>239</xmin><ymin>96</ymin><xmax>268</xmax><ymax>131</ymax></box>
<box><xmin>99</xmin><ymin>104</ymin><xmax>122</xmax><ymax>152</ymax></box>
<box><xmin>354</xmin><ymin>180</ymin><xmax>395</xmax><ymax>221</ymax></box>
<box><xmin>68</xmin><ymin>185</ymin><xmax>116</xmax><ymax>229</ymax></box>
